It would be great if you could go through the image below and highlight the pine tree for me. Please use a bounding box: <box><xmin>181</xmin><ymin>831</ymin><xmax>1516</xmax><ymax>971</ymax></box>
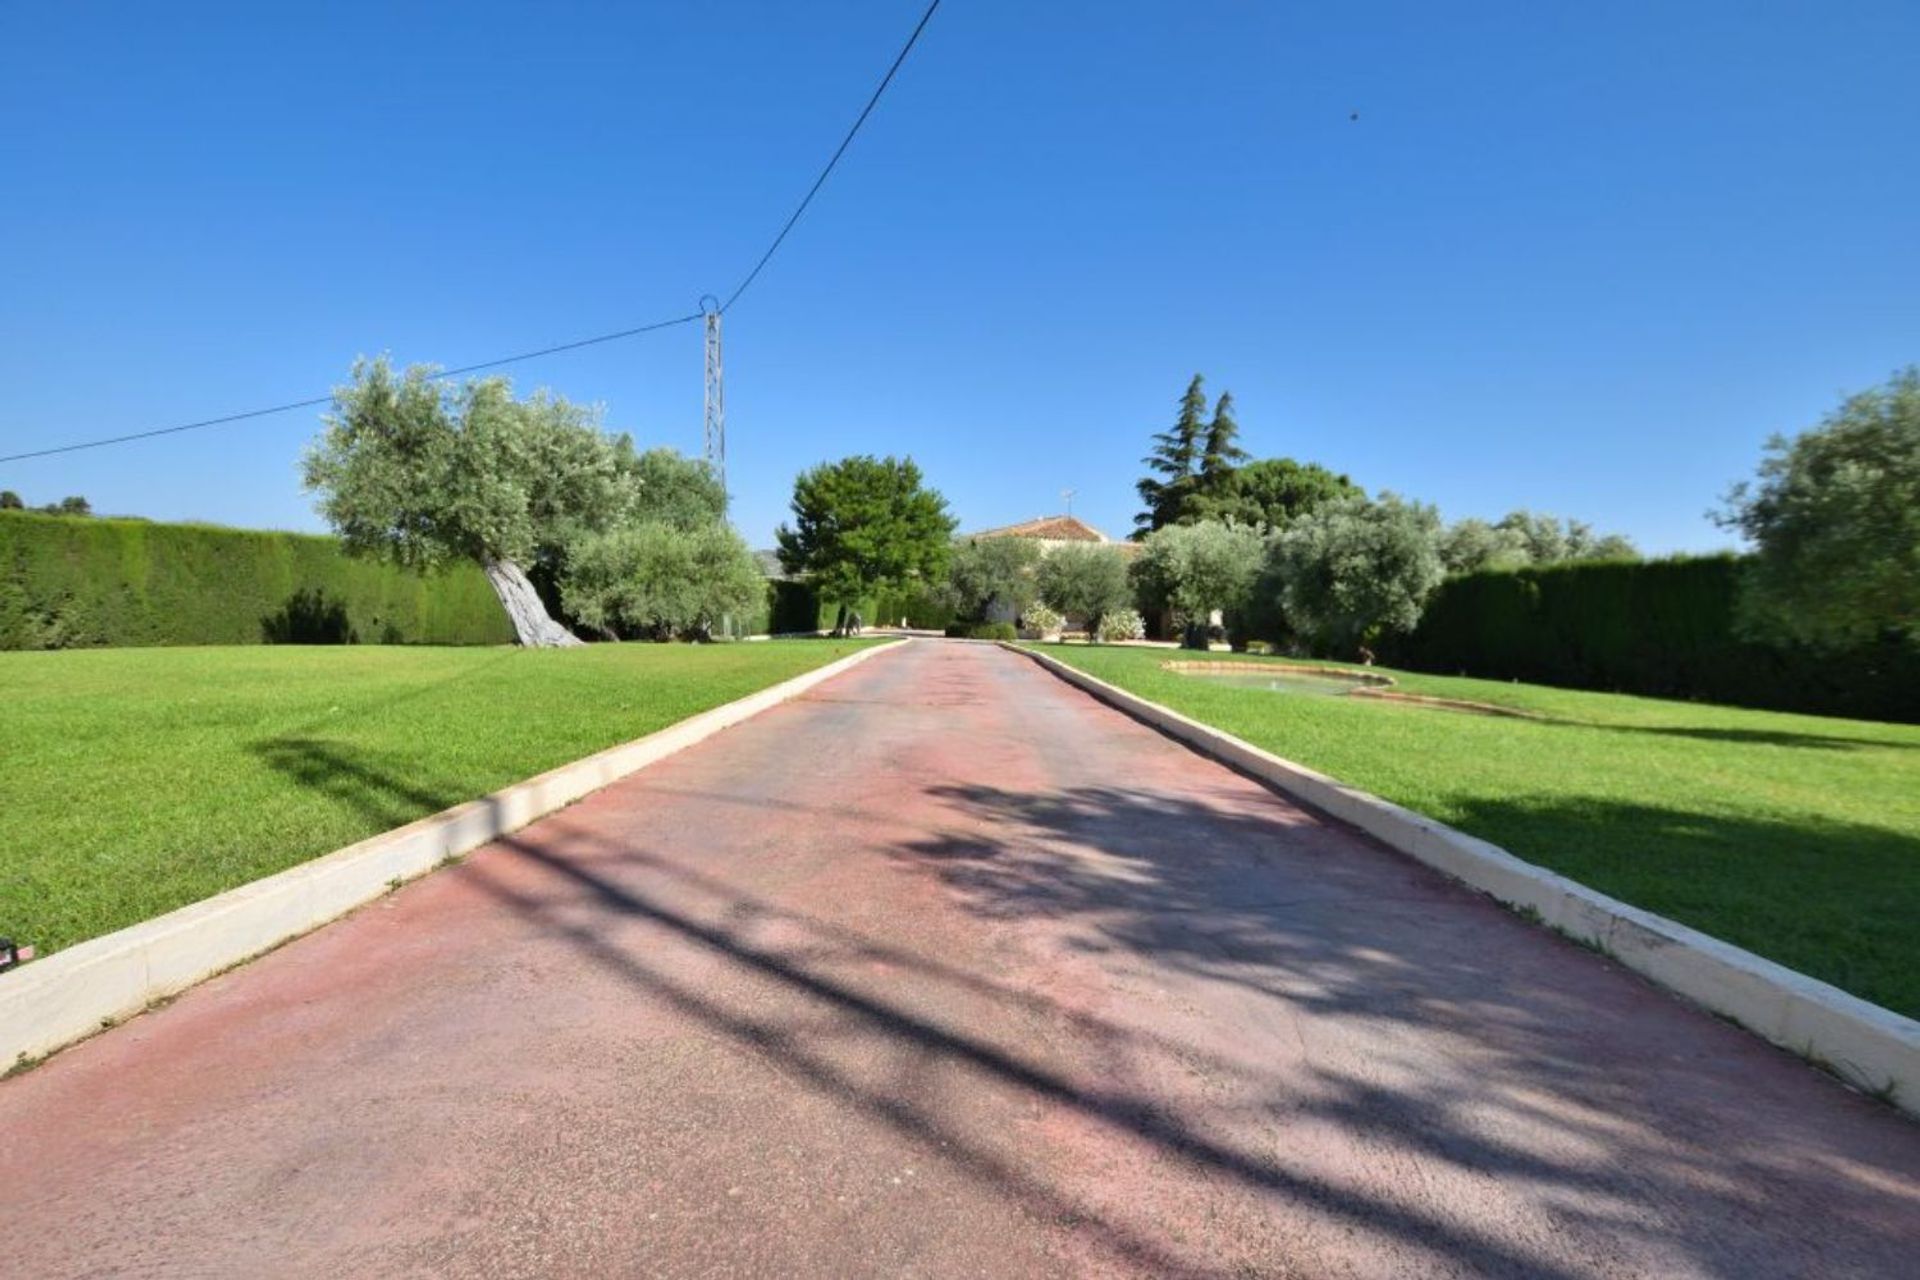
<box><xmin>1135</xmin><ymin>374</ymin><xmax>1209</xmax><ymax>534</ymax></box>
<box><xmin>1199</xmin><ymin>391</ymin><xmax>1249</xmax><ymax>486</ymax></box>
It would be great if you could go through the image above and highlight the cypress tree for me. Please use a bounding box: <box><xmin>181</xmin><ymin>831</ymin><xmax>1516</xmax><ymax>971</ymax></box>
<box><xmin>1199</xmin><ymin>391</ymin><xmax>1249</xmax><ymax>486</ymax></box>
<box><xmin>1135</xmin><ymin>374</ymin><xmax>1209</xmax><ymax>534</ymax></box>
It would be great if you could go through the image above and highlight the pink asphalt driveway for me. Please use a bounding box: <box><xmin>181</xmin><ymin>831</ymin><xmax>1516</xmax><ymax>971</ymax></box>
<box><xmin>2</xmin><ymin>640</ymin><xmax>1916</xmax><ymax>1277</ymax></box>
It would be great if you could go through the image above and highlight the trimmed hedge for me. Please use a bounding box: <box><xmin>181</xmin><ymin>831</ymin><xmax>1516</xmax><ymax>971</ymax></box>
<box><xmin>1383</xmin><ymin>554</ymin><xmax>1920</xmax><ymax>722</ymax></box>
<box><xmin>943</xmin><ymin>621</ymin><xmax>1017</xmax><ymax>640</ymax></box>
<box><xmin>766</xmin><ymin>578</ymin><xmax>953</xmax><ymax>634</ymax></box>
<box><xmin>0</xmin><ymin>511</ymin><xmax>511</xmax><ymax>649</ymax></box>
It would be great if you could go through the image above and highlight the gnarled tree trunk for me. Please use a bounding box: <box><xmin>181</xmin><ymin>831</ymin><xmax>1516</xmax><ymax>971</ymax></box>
<box><xmin>482</xmin><ymin>556</ymin><xmax>583</xmax><ymax>648</ymax></box>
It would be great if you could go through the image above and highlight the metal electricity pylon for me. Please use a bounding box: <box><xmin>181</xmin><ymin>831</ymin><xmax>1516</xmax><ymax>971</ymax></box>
<box><xmin>701</xmin><ymin>296</ymin><xmax>726</xmax><ymax>503</ymax></box>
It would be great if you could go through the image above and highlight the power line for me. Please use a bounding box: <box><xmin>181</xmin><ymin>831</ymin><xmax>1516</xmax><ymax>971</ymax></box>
<box><xmin>1</xmin><ymin>0</ymin><xmax>942</xmax><ymax>467</ymax></box>
<box><xmin>0</xmin><ymin>313</ymin><xmax>703</xmax><ymax>465</ymax></box>
<box><xmin>720</xmin><ymin>0</ymin><xmax>941</xmax><ymax>313</ymax></box>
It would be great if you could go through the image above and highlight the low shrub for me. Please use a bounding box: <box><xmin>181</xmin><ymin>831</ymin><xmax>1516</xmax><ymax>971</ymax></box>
<box><xmin>1096</xmin><ymin>608</ymin><xmax>1146</xmax><ymax>643</ymax></box>
<box><xmin>1019</xmin><ymin>603</ymin><xmax>1063</xmax><ymax>639</ymax></box>
<box><xmin>944</xmin><ymin>621</ymin><xmax>1016</xmax><ymax>640</ymax></box>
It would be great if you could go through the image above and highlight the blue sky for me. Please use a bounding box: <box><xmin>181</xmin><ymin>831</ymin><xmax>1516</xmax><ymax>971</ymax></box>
<box><xmin>3</xmin><ymin>1</ymin><xmax>1917</xmax><ymax>554</ymax></box>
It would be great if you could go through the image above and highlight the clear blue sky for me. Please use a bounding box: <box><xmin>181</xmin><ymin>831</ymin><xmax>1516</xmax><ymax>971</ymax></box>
<box><xmin>4</xmin><ymin>1</ymin><xmax>1917</xmax><ymax>555</ymax></box>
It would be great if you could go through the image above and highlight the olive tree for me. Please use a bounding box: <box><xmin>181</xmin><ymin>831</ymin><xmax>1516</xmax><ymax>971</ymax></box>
<box><xmin>304</xmin><ymin>358</ymin><xmax>640</xmax><ymax>647</ymax></box>
<box><xmin>1718</xmin><ymin>367</ymin><xmax>1920</xmax><ymax>645</ymax></box>
<box><xmin>1036</xmin><ymin>543</ymin><xmax>1132</xmax><ymax>640</ymax></box>
<box><xmin>561</xmin><ymin>521</ymin><xmax>763</xmax><ymax>641</ymax></box>
<box><xmin>1269</xmin><ymin>493</ymin><xmax>1444</xmax><ymax>658</ymax></box>
<box><xmin>1132</xmin><ymin>520</ymin><xmax>1266</xmax><ymax>648</ymax></box>
<box><xmin>944</xmin><ymin>536</ymin><xmax>1041</xmax><ymax>623</ymax></box>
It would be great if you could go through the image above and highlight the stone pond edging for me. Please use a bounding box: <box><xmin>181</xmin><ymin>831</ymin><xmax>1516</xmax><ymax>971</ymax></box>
<box><xmin>1009</xmin><ymin>642</ymin><xmax>1920</xmax><ymax>1116</ymax></box>
<box><xmin>1</xmin><ymin>640</ymin><xmax>908</xmax><ymax>1073</ymax></box>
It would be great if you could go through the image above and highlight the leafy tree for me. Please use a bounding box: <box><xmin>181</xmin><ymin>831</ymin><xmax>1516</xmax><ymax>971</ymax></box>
<box><xmin>1135</xmin><ymin>374</ymin><xmax>1209</xmax><ymax>535</ymax></box>
<box><xmin>1269</xmin><ymin>493</ymin><xmax>1445</xmax><ymax>658</ymax></box>
<box><xmin>1717</xmin><ymin>367</ymin><xmax>1920</xmax><ymax>645</ymax></box>
<box><xmin>304</xmin><ymin>357</ymin><xmax>642</xmax><ymax>647</ymax></box>
<box><xmin>944</xmin><ymin>536</ymin><xmax>1042</xmax><ymax>623</ymax></box>
<box><xmin>630</xmin><ymin>447</ymin><xmax>727</xmax><ymax>531</ymax></box>
<box><xmin>561</xmin><ymin>520</ymin><xmax>763</xmax><ymax>641</ymax></box>
<box><xmin>1183</xmin><ymin>456</ymin><xmax>1359</xmax><ymax>529</ymax></box>
<box><xmin>1198</xmin><ymin>392</ymin><xmax>1250</xmax><ymax>487</ymax></box>
<box><xmin>1036</xmin><ymin>543</ymin><xmax>1133</xmax><ymax>640</ymax></box>
<box><xmin>0</xmin><ymin>491</ymin><xmax>23</xmax><ymax>510</ymax></box>
<box><xmin>1437</xmin><ymin>518</ymin><xmax>1531</xmax><ymax>574</ymax></box>
<box><xmin>26</xmin><ymin>495</ymin><xmax>91</xmax><ymax>517</ymax></box>
<box><xmin>1439</xmin><ymin>512</ymin><xmax>1637</xmax><ymax>574</ymax></box>
<box><xmin>1491</xmin><ymin>510</ymin><xmax>1638</xmax><ymax>564</ymax></box>
<box><xmin>1131</xmin><ymin>520</ymin><xmax>1266</xmax><ymax>648</ymax></box>
<box><xmin>775</xmin><ymin>455</ymin><xmax>956</xmax><ymax>633</ymax></box>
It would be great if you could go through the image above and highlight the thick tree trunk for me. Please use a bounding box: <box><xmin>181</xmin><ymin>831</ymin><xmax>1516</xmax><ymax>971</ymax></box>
<box><xmin>482</xmin><ymin>556</ymin><xmax>583</xmax><ymax>648</ymax></box>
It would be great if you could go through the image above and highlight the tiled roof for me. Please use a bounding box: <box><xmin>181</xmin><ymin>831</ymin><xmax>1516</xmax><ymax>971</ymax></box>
<box><xmin>967</xmin><ymin>514</ymin><xmax>1112</xmax><ymax>543</ymax></box>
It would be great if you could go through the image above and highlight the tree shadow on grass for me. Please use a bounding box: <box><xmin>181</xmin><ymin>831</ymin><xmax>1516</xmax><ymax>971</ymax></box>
<box><xmin>1435</xmin><ymin>792</ymin><xmax>1920</xmax><ymax>1020</ymax></box>
<box><xmin>1543</xmin><ymin>721</ymin><xmax>1919</xmax><ymax>752</ymax></box>
<box><xmin>252</xmin><ymin>744</ymin><xmax>1920</xmax><ymax>1277</ymax></box>
<box><xmin>252</xmin><ymin>737</ymin><xmax>473</xmax><ymax>831</ymax></box>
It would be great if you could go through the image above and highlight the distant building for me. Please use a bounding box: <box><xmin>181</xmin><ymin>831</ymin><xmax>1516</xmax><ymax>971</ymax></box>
<box><xmin>966</xmin><ymin>514</ymin><xmax>1138</xmax><ymax>557</ymax></box>
<box><xmin>964</xmin><ymin>514</ymin><xmax>1136</xmax><ymax>626</ymax></box>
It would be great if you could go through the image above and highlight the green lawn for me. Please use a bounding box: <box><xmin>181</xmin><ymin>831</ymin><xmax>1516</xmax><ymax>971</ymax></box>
<box><xmin>1</xmin><ymin>640</ymin><xmax>878</xmax><ymax>956</ymax></box>
<box><xmin>1025</xmin><ymin>643</ymin><xmax>1920</xmax><ymax>1019</ymax></box>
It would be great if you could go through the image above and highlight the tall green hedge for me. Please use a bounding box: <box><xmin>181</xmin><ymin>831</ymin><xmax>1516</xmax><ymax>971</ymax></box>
<box><xmin>1383</xmin><ymin>554</ymin><xmax>1920</xmax><ymax>722</ymax></box>
<box><xmin>0</xmin><ymin>511</ymin><xmax>511</xmax><ymax>649</ymax></box>
<box><xmin>765</xmin><ymin>578</ymin><xmax>953</xmax><ymax>634</ymax></box>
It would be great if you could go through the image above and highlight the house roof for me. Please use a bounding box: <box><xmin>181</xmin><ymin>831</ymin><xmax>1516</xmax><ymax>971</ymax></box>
<box><xmin>967</xmin><ymin>514</ymin><xmax>1113</xmax><ymax>543</ymax></box>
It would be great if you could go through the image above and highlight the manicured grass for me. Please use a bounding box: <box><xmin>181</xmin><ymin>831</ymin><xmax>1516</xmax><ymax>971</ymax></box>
<box><xmin>1</xmin><ymin>640</ymin><xmax>878</xmax><ymax>956</ymax></box>
<box><xmin>1026</xmin><ymin>643</ymin><xmax>1920</xmax><ymax>1019</ymax></box>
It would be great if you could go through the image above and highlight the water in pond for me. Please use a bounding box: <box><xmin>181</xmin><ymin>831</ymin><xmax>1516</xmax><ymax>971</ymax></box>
<box><xmin>1176</xmin><ymin>669</ymin><xmax>1366</xmax><ymax>696</ymax></box>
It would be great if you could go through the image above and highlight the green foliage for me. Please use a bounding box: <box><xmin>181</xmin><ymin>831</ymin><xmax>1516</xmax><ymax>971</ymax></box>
<box><xmin>875</xmin><ymin>581</ymin><xmax>955</xmax><ymax>631</ymax></box>
<box><xmin>765</xmin><ymin>578</ymin><xmax>950</xmax><ymax>634</ymax></box>
<box><xmin>629</xmin><ymin>447</ymin><xmax>728</xmax><ymax>531</ymax></box>
<box><xmin>0</xmin><ymin>491</ymin><xmax>21</xmax><ymax>510</ymax></box>
<box><xmin>1718</xmin><ymin>367</ymin><xmax>1920</xmax><ymax>647</ymax></box>
<box><xmin>303</xmin><ymin>358</ymin><xmax>639</xmax><ymax>575</ymax></box>
<box><xmin>1135</xmin><ymin>374</ymin><xmax>1210</xmax><ymax>534</ymax></box>
<box><xmin>1095</xmin><ymin>607</ymin><xmax>1146</xmax><ymax>642</ymax></box>
<box><xmin>1019</xmin><ymin>602</ymin><xmax>1063</xmax><ymax>637</ymax></box>
<box><xmin>769</xmin><ymin>579</ymin><xmax>829</xmax><ymax>634</ymax></box>
<box><xmin>944</xmin><ymin>535</ymin><xmax>1041</xmax><ymax>622</ymax></box>
<box><xmin>1183</xmin><ymin>456</ymin><xmax>1359</xmax><ymax>529</ymax></box>
<box><xmin>1439</xmin><ymin>512</ymin><xmax>1637</xmax><ymax>574</ymax></box>
<box><xmin>775</xmin><ymin>455</ymin><xmax>956</xmax><ymax>607</ymax></box>
<box><xmin>1437</xmin><ymin>518</ymin><xmax>1530</xmax><ymax>574</ymax></box>
<box><xmin>1134</xmin><ymin>373</ymin><xmax>1359</xmax><ymax>539</ymax></box>
<box><xmin>1131</xmin><ymin>520</ymin><xmax>1267</xmax><ymax>647</ymax></box>
<box><xmin>561</xmin><ymin>521</ymin><xmax>763</xmax><ymax>640</ymax></box>
<box><xmin>0</xmin><ymin>510</ymin><xmax>509</xmax><ymax>649</ymax></box>
<box><xmin>1198</xmin><ymin>391</ymin><xmax>1250</xmax><ymax>484</ymax></box>
<box><xmin>1036</xmin><ymin>543</ymin><xmax>1133</xmax><ymax>636</ymax></box>
<box><xmin>1271</xmin><ymin>494</ymin><xmax>1445</xmax><ymax>656</ymax></box>
<box><xmin>1385</xmin><ymin>554</ymin><xmax>1920</xmax><ymax>722</ymax></box>
<box><xmin>944</xmin><ymin>621</ymin><xmax>1016</xmax><ymax>640</ymax></box>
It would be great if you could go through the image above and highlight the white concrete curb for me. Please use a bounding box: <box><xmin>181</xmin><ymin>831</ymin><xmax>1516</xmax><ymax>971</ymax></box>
<box><xmin>1009</xmin><ymin>643</ymin><xmax>1920</xmax><ymax>1115</ymax></box>
<box><xmin>1</xmin><ymin>639</ymin><xmax>908</xmax><ymax>1071</ymax></box>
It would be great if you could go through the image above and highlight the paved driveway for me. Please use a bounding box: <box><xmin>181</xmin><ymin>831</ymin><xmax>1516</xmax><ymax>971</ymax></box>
<box><xmin>2</xmin><ymin>640</ymin><xmax>1916</xmax><ymax>1277</ymax></box>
